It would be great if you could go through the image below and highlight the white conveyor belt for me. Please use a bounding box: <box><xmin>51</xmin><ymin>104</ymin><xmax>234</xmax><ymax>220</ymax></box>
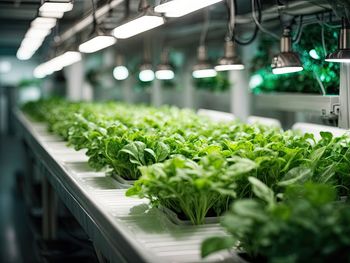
<box><xmin>14</xmin><ymin>110</ymin><xmax>239</xmax><ymax>263</ymax></box>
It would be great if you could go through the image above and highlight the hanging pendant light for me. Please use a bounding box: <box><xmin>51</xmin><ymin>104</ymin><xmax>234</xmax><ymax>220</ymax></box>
<box><xmin>113</xmin><ymin>55</ymin><xmax>129</xmax><ymax>80</ymax></box>
<box><xmin>215</xmin><ymin>41</ymin><xmax>244</xmax><ymax>71</ymax></box>
<box><xmin>156</xmin><ymin>49</ymin><xmax>174</xmax><ymax>80</ymax></box>
<box><xmin>192</xmin><ymin>45</ymin><xmax>217</xmax><ymax>78</ymax></box>
<box><xmin>271</xmin><ymin>27</ymin><xmax>303</xmax><ymax>74</ymax></box>
<box><xmin>325</xmin><ymin>18</ymin><xmax>350</xmax><ymax>63</ymax></box>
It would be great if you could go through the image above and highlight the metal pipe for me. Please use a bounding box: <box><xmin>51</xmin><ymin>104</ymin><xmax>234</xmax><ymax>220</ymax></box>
<box><xmin>58</xmin><ymin>0</ymin><xmax>124</xmax><ymax>44</ymax></box>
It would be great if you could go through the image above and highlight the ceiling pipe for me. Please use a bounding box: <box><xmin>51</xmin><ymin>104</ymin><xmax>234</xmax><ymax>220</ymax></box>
<box><xmin>57</xmin><ymin>0</ymin><xmax>124</xmax><ymax>44</ymax></box>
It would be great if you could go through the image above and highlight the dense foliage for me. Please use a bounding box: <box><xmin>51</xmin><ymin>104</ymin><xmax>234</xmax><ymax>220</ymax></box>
<box><xmin>202</xmin><ymin>179</ymin><xmax>350</xmax><ymax>263</ymax></box>
<box><xmin>23</xmin><ymin>99</ymin><xmax>350</xmax><ymax>261</ymax></box>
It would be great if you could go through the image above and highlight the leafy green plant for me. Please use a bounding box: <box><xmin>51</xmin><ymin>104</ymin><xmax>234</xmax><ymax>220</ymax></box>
<box><xmin>202</xmin><ymin>179</ymin><xmax>350</xmax><ymax>263</ymax></box>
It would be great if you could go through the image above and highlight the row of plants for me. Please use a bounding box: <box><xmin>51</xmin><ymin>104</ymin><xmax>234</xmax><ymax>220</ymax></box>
<box><xmin>23</xmin><ymin>99</ymin><xmax>350</xmax><ymax>262</ymax></box>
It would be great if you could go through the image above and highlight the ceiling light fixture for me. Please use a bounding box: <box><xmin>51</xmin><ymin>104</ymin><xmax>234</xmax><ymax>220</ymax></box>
<box><xmin>25</xmin><ymin>27</ymin><xmax>51</xmax><ymax>38</ymax></box>
<box><xmin>39</xmin><ymin>11</ymin><xmax>64</xmax><ymax>18</ymax></box>
<box><xmin>155</xmin><ymin>49</ymin><xmax>174</xmax><ymax>80</ymax></box>
<box><xmin>271</xmin><ymin>27</ymin><xmax>303</xmax><ymax>75</ymax></box>
<box><xmin>39</xmin><ymin>0</ymin><xmax>73</xmax><ymax>13</ymax></box>
<box><xmin>139</xmin><ymin>63</ymin><xmax>155</xmax><ymax>82</ymax></box>
<box><xmin>79</xmin><ymin>0</ymin><xmax>116</xmax><ymax>53</ymax></box>
<box><xmin>192</xmin><ymin>10</ymin><xmax>216</xmax><ymax>78</ymax></box>
<box><xmin>31</xmin><ymin>17</ymin><xmax>57</xmax><ymax>29</ymax></box>
<box><xmin>112</xmin><ymin>0</ymin><xmax>164</xmax><ymax>39</ymax></box>
<box><xmin>215</xmin><ymin>0</ymin><xmax>244</xmax><ymax>71</ymax></box>
<box><xmin>325</xmin><ymin>18</ymin><xmax>350</xmax><ymax>63</ymax></box>
<box><xmin>34</xmin><ymin>51</ymin><xmax>81</xmax><ymax>78</ymax></box>
<box><xmin>113</xmin><ymin>55</ymin><xmax>129</xmax><ymax>80</ymax></box>
<box><xmin>215</xmin><ymin>41</ymin><xmax>244</xmax><ymax>71</ymax></box>
<box><xmin>79</xmin><ymin>35</ymin><xmax>116</xmax><ymax>53</ymax></box>
<box><xmin>192</xmin><ymin>45</ymin><xmax>217</xmax><ymax>78</ymax></box>
<box><xmin>155</xmin><ymin>0</ymin><xmax>223</xmax><ymax>18</ymax></box>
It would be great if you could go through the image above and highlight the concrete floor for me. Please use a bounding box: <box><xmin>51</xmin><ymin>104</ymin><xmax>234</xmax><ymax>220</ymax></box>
<box><xmin>0</xmin><ymin>135</ymin><xmax>38</xmax><ymax>263</ymax></box>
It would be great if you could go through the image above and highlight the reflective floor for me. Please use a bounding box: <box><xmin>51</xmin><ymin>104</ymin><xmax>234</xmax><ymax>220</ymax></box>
<box><xmin>0</xmin><ymin>135</ymin><xmax>38</xmax><ymax>263</ymax></box>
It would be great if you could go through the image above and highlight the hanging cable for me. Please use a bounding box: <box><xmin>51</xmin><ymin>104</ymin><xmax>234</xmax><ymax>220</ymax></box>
<box><xmin>91</xmin><ymin>0</ymin><xmax>97</xmax><ymax>32</ymax></box>
<box><xmin>292</xmin><ymin>15</ymin><xmax>303</xmax><ymax>42</ymax></box>
<box><xmin>251</xmin><ymin>0</ymin><xmax>279</xmax><ymax>40</ymax></box>
<box><xmin>199</xmin><ymin>9</ymin><xmax>210</xmax><ymax>47</ymax></box>
<box><xmin>227</xmin><ymin>0</ymin><xmax>259</xmax><ymax>45</ymax></box>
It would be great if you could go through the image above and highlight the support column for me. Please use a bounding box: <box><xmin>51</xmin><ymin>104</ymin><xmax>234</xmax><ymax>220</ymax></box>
<box><xmin>229</xmin><ymin>70</ymin><xmax>250</xmax><ymax>122</ymax></box>
<box><xmin>151</xmin><ymin>79</ymin><xmax>162</xmax><ymax>107</ymax></box>
<box><xmin>339</xmin><ymin>63</ymin><xmax>350</xmax><ymax>129</ymax></box>
<box><xmin>64</xmin><ymin>59</ymin><xmax>85</xmax><ymax>101</ymax></box>
<box><xmin>122</xmin><ymin>77</ymin><xmax>134</xmax><ymax>103</ymax></box>
<box><xmin>182</xmin><ymin>55</ymin><xmax>194</xmax><ymax>109</ymax></box>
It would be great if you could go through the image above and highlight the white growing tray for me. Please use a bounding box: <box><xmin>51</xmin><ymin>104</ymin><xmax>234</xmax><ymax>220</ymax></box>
<box><xmin>15</xmin><ymin>110</ymin><xmax>238</xmax><ymax>263</ymax></box>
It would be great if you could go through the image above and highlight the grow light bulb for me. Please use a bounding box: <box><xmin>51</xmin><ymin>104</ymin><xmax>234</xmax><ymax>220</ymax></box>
<box><xmin>113</xmin><ymin>66</ymin><xmax>129</xmax><ymax>80</ymax></box>
<box><xmin>79</xmin><ymin>36</ymin><xmax>116</xmax><ymax>53</ymax></box>
<box><xmin>139</xmin><ymin>69</ymin><xmax>155</xmax><ymax>82</ymax></box>
<box><xmin>326</xmin><ymin>19</ymin><xmax>350</xmax><ymax>63</ymax></box>
<box><xmin>39</xmin><ymin>1</ymin><xmax>73</xmax><ymax>13</ymax></box>
<box><xmin>113</xmin><ymin>15</ymin><xmax>164</xmax><ymax>39</ymax></box>
<box><xmin>155</xmin><ymin>0</ymin><xmax>224</xmax><ymax>17</ymax></box>
<box><xmin>271</xmin><ymin>28</ymin><xmax>303</xmax><ymax>75</ymax></box>
<box><xmin>155</xmin><ymin>69</ymin><xmax>175</xmax><ymax>80</ymax></box>
<box><xmin>272</xmin><ymin>66</ymin><xmax>303</xmax><ymax>75</ymax></box>
<box><xmin>192</xmin><ymin>46</ymin><xmax>216</xmax><ymax>78</ymax></box>
<box><xmin>192</xmin><ymin>69</ymin><xmax>217</xmax><ymax>78</ymax></box>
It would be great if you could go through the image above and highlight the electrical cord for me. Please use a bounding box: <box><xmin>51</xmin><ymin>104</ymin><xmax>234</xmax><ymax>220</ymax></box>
<box><xmin>251</xmin><ymin>0</ymin><xmax>280</xmax><ymax>40</ymax></box>
<box><xmin>292</xmin><ymin>15</ymin><xmax>303</xmax><ymax>42</ymax></box>
<box><xmin>91</xmin><ymin>0</ymin><xmax>98</xmax><ymax>32</ymax></box>
<box><xmin>199</xmin><ymin>9</ymin><xmax>210</xmax><ymax>47</ymax></box>
<box><xmin>227</xmin><ymin>0</ymin><xmax>260</xmax><ymax>45</ymax></box>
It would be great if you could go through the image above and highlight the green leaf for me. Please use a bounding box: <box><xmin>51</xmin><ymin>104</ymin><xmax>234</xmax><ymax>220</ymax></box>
<box><xmin>201</xmin><ymin>236</ymin><xmax>236</xmax><ymax>258</ymax></box>
<box><xmin>248</xmin><ymin>177</ymin><xmax>275</xmax><ymax>205</ymax></box>
<box><xmin>278</xmin><ymin>167</ymin><xmax>312</xmax><ymax>186</ymax></box>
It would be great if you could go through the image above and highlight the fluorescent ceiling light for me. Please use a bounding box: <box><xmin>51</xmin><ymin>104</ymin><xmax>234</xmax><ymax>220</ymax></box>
<box><xmin>272</xmin><ymin>66</ymin><xmax>303</xmax><ymax>75</ymax></box>
<box><xmin>192</xmin><ymin>69</ymin><xmax>217</xmax><ymax>78</ymax></box>
<box><xmin>155</xmin><ymin>69</ymin><xmax>174</xmax><ymax>80</ymax></box>
<box><xmin>34</xmin><ymin>51</ymin><xmax>81</xmax><ymax>78</ymax></box>
<box><xmin>25</xmin><ymin>28</ymin><xmax>51</xmax><ymax>38</ymax></box>
<box><xmin>155</xmin><ymin>0</ymin><xmax>224</xmax><ymax>18</ymax></box>
<box><xmin>79</xmin><ymin>35</ymin><xmax>116</xmax><ymax>53</ymax></box>
<box><xmin>113</xmin><ymin>66</ymin><xmax>129</xmax><ymax>80</ymax></box>
<box><xmin>39</xmin><ymin>1</ymin><xmax>73</xmax><ymax>13</ymax></box>
<box><xmin>113</xmin><ymin>15</ymin><xmax>164</xmax><ymax>39</ymax></box>
<box><xmin>16</xmin><ymin>49</ymin><xmax>34</xmax><ymax>60</ymax></box>
<box><xmin>31</xmin><ymin>17</ymin><xmax>57</xmax><ymax>29</ymax></box>
<box><xmin>39</xmin><ymin>11</ymin><xmax>64</xmax><ymax>18</ymax></box>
